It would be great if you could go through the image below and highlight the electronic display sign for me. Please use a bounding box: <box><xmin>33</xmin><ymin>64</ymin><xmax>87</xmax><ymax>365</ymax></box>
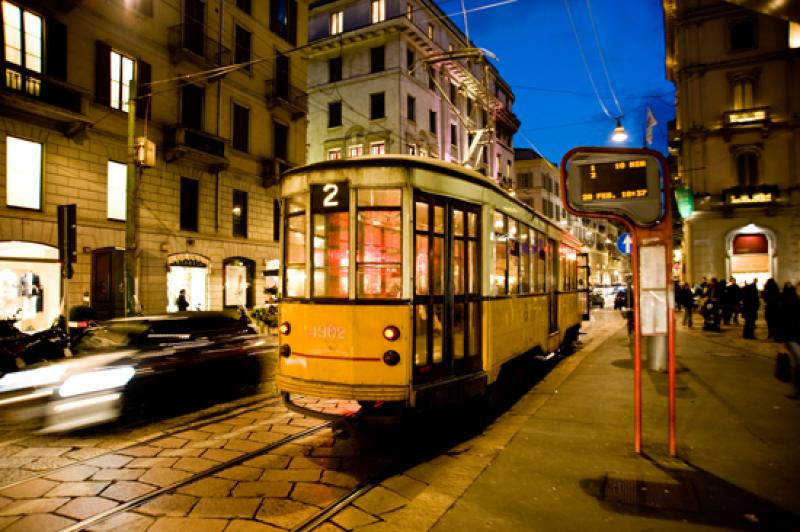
<box><xmin>563</xmin><ymin>150</ymin><xmax>663</xmax><ymax>226</ymax></box>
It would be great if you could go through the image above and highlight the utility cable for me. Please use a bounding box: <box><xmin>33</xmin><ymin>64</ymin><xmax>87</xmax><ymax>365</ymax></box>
<box><xmin>583</xmin><ymin>0</ymin><xmax>623</xmax><ymax>118</ymax></box>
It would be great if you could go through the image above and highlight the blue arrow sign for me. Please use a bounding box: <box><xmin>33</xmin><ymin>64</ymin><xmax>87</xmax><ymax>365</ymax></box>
<box><xmin>617</xmin><ymin>233</ymin><xmax>633</xmax><ymax>255</ymax></box>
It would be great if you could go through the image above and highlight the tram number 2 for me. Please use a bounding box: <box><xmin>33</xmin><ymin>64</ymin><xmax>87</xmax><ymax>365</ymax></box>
<box><xmin>311</xmin><ymin>182</ymin><xmax>350</xmax><ymax>212</ymax></box>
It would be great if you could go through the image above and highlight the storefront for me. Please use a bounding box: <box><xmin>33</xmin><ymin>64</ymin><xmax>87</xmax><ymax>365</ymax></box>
<box><xmin>0</xmin><ymin>241</ymin><xmax>61</xmax><ymax>332</ymax></box>
<box><xmin>166</xmin><ymin>254</ymin><xmax>209</xmax><ymax>312</ymax></box>
<box><xmin>727</xmin><ymin>225</ymin><xmax>774</xmax><ymax>288</ymax></box>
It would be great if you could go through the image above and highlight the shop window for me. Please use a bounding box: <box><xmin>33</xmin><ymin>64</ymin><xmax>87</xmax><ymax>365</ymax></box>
<box><xmin>234</xmin><ymin>24</ymin><xmax>251</xmax><ymax>70</ymax></box>
<box><xmin>232</xmin><ymin>189</ymin><xmax>248</xmax><ymax>238</ymax></box>
<box><xmin>357</xmin><ymin>189</ymin><xmax>401</xmax><ymax>298</ymax></box>
<box><xmin>284</xmin><ymin>196</ymin><xmax>306</xmax><ymax>297</ymax></box>
<box><xmin>167</xmin><ymin>257</ymin><xmax>208</xmax><ymax>312</ymax></box>
<box><xmin>736</xmin><ymin>151</ymin><xmax>759</xmax><ymax>186</ymax></box>
<box><xmin>180</xmin><ymin>177</ymin><xmax>199</xmax><ymax>231</ymax></box>
<box><xmin>223</xmin><ymin>257</ymin><xmax>254</xmax><ymax>308</ymax></box>
<box><xmin>0</xmin><ymin>242</ymin><xmax>59</xmax><ymax>331</ymax></box>
<box><xmin>5</xmin><ymin>136</ymin><xmax>41</xmax><ymax>210</ymax></box>
<box><xmin>371</xmin><ymin>0</ymin><xmax>385</xmax><ymax>23</ymax></box>
<box><xmin>232</xmin><ymin>102</ymin><xmax>249</xmax><ymax>152</ymax></box>
<box><xmin>107</xmin><ymin>161</ymin><xmax>126</xmax><ymax>221</ymax></box>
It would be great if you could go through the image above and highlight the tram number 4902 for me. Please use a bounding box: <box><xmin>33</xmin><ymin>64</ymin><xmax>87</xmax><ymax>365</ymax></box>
<box><xmin>306</xmin><ymin>323</ymin><xmax>346</xmax><ymax>341</ymax></box>
<box><xmin>311</xmin><ymin>182</ymin><xmax>350</xmax><ymax>212</ymax></box>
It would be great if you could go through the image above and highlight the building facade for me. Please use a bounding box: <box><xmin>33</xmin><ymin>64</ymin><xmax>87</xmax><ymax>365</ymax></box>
<box><xmin>665</xmin><ymin>0</ymin><xmax>800</xmax><ymax>287</ymax></box>
<box><xmin>513</xmin><ymin>148</ymin><xmax>626</xmax><ymax>287</ymax></box>
<box><xmin>304</xmin><ymin>0</ymin><xmax>519</xmax><ymax>185</ymax></box>
<box><xmin>0</xmin><ymin>0</ymin><xmax>307</xmax><ymax>328</ymax></box>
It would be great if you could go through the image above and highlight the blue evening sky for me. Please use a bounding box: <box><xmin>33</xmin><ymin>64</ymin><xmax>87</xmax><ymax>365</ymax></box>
<box><xmin>446</xmin><ymin>0</ymin><xmax>675</xmax><ymax>165</ymax></box>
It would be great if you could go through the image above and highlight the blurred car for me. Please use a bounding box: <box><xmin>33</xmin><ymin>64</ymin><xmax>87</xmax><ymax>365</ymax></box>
<box><xmin>0</xmin><ymin>311</ymin><xmax>266</xmax><ymax>433</ymax></box>
<box><xmin>614</xmin><ymin>289</ymin><xmax>630</xmax><ymax>310</ymax></box>
<box><xmin>590</xmin><ymin>291</ymin><xmax>605</xmax><ymax>308</ymax></box>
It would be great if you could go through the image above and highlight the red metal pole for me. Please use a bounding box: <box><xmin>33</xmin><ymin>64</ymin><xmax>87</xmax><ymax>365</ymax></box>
<box><xmin>631</xmin><ymin>228</ymin><xmax>642</xmax><ymax>454</ymax></box>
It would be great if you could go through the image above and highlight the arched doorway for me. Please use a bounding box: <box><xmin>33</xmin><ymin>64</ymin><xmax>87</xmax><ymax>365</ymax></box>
<box><xmin>166</xmin><ymin>254</ymin><xmax>209</xmax><ymax>312</ymax></box>
<box><xmin>0</xmin><ymin>241</ymin><xmax>60</xmax><ymax>331</ymax></box>
<box><xmin>223</xmin><ymin>257</ymin><xmax>255</xmax><ymax>308</ymax></box>
<box><xmin>727</xmin><ymin>224</ymin><xmax>774</xmax><ymax>288</ymax></box>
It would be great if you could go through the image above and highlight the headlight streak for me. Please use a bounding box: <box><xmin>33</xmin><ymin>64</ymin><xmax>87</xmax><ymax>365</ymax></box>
<box><xmin>52</xmin><ymin>392</ymin><xmax>121</xmax><ymax>412</ymax></box>
<box><xmin>58</xmin><ymin>366</ymin><xmax>135</xmax><ymax>398</ymax></box>
<box><xmin>0</xmin><ymin>365</ymin><xmax>69</xmax><ymax>392</ymax></box>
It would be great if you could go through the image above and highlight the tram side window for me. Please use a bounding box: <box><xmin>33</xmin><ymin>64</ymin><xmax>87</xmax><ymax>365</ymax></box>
<box><xmin>356</xmin><ymin>189</ymin><xmax>402</xmax><ymax>299</ymax></box>
<box><xmin>491</xmin><ymin>211</ymin><xmax>508</xmax><ymax>295</ymax></box>
<box><xmin>534</xmin><ymin>230</ymin><xmax>546</xmax><ymax>292</ymax></box>
<box><xmin>520</xmin><ymin>226</ymin><xmax>531</xmax><ymax>293</ymax></box>
<box><xmin>508</xmin><ymin>219</ymin><xmax>519</xmax><ymax>293</ymax></box>
<box><xmin>284</xmin><ymin>197</ymin><xmax>306</xmax><ymax>298</ymax></box>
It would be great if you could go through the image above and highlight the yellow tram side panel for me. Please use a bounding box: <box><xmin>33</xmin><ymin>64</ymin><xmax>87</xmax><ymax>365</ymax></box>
<box><xmin>277</xmin><ymin>303</ymin><xmax>411</xmax><ymax>401</ymax></box>
<box><xmin>483</xmin><ymin>295</ymin><xmax>551</xmax><ymax>383</ymax></box>
<box><xmin>558</xmin><ymin>292</ymin><xmax>581</xmax><ymax>337</ymax></box>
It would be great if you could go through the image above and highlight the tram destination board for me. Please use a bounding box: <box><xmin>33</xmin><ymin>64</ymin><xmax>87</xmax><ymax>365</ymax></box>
<box><xmin>580</xmin><ymin>160</ymin><xmax>648</xmax><ymax>202</ymax></box>
<box><xmin>564</xmin><ymin>149</ymin><xmax>663</xmax><ymax>227</ymax></box>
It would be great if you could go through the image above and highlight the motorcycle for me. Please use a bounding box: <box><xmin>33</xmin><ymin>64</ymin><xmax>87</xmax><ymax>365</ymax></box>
<box><xmin>0</xmin><ymin>317</ymin><xmax>70</xmax><ymax>375</ymax></box>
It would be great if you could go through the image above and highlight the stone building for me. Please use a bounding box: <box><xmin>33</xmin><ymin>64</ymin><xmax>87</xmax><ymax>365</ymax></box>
<box><xmin>304</xmin><ymin>0</ymin><xmax>519</xmax><ymax>184</ymax></box>
<box><xmin>664</xmin><ymin>0</ymin><xmax>800</xmax><ymax>287</ymax></box>
<box><xmin>0</xmin><ymin>0</ymin><xmax>307</xmax><ymax>327</ymax></box>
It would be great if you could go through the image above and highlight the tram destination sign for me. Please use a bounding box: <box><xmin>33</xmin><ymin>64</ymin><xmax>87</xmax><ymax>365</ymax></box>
<box><xmin>563</xmin><ymin>149</ymin><xmax>664</xmax><ymax>227</ymax></box>
<box><xmin>311</xmin><ymin>181</ymin><xmax>350</xmax><ymax>213</ymax></box>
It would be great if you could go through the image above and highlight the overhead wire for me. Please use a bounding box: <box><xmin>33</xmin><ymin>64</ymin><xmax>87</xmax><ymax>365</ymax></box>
<box><xmin>583</xmin><ymin>0</ymin><xmax>623</xmax><ymax>118</ymax></box>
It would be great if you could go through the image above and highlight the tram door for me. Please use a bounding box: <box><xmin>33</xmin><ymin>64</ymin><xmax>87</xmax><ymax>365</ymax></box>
<box><xmin>413</xmin><ymin>193</ymin><xmax>482</xmax><ymax>385</ymax></box>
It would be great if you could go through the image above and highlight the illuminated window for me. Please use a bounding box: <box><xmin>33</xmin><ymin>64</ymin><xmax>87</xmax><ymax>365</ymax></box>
<box><xmin>492</xmin><ymin>211</ymin><xmax>507</xmax><ymax>295</ymax></box>
<box><xmin>427</xmin><ymin>23</ymin><xmax>434</xmax><ymax>40</ymax></box>
<box><xmin>508</xmin><ymin>219</ymin><xmax>519</xmax><ymax>293</ymax></box>
<box><xmin>284</xmin><ymin>197</ymin><xmax>306</xmax><ymax>297</ymax></box>
<box><xmin>232</xmin><ymin>189</ymin><xmax>248</xmax><ymax>238</ymax></box>
<box><xmin>3</xmin><ymin>1</ymin><xmax>42</xmax><ymax>95</ymax></box>
<box><xmin>371</xmin><ymin>0</ymin><xmax>385</xmax><ymax>23</ymax></box>
<box><xmin>356</xmin><ymin>189</ymin><xmax>402</xmax><ymax>298</ymax></box>
<box><xmin>348</xmin><ymin>144</ymin><xmax>363</xmax><ymax>157</ymax></box>
<box><xmin>330</xmin><ymin>10</ymin><xmax>343</xmax><ymax>35</ymax></box>
<box><xmin>327</xmin><ymin>148</ymin><xmax>342</xmax><ymax>160</ymax></box>
<box><xmin>733</xmin><ymin>78</ymin><xmax>754</xmax><ymax>110</ymax></box>
<box><xmin>6</xmin><ymin>136</ymin><xmax>41</xmax><ymax>210</ymax></box>
<box><xmin>406</xmin><ymin>3</ymin><xmax>413</xmax><ymax>20</ymax></box>
<box><xmin>791</xmin><ymin>22</ymin><xmax>800</xmax><ymax>49</ymax></box>
<box><xmin>110</xmin><ymin>50</ymin><xmax>134</xmax><ymax>112</ymax></box>
<box><xmin>519</xmin><ymin>227</ymin><xmax>531</xmax><ymax>293</ymax></box>
<box><xmin>312</xmin><ymin>211</ymin><xmax>349</xmax><ymax>298</ymax></box>
<box><xmin>107</xmin><ymin>161</ymin><xmax>127</xmax><ymax>221</ymax></box>
<box><xmin>370</xmin><ymin>142</ymin><xmax>385</xmax><ymax>154</ymax></box>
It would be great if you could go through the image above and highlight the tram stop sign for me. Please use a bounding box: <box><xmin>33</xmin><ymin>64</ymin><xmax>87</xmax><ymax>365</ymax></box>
<box><xmin>562</xmin><ymin>148</ymin><xmax>664</xmax><ymax>227</ymax></box>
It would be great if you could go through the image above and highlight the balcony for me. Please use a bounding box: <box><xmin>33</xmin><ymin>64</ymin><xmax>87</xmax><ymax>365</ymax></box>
<box><xmin>0</xmin><ymin>63</ymin><xmax>89</xmax><ymax>136</ymax></box>
<box><xmin>167</xmin><ymin>24</ymin><xmax>231</xmax><ymax>69</ymax></box>
<box><xmin>164</xmin><ymin>125</ymin><xmax>229</xmax><ymax>172</ymax></box>
<box><xmin>265</xmin><ymin>80</ymin><xmax>308</xmax><ymax>120</ymax></box>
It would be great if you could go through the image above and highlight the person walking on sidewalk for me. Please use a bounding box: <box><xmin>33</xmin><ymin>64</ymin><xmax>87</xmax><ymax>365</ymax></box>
<box><xmin>779</xmin><ymin>281</ymin><xmax>799</xmax><ymax>342</ymax></box>
<box><xmin>763</xmin><ymin>278</ymin><xmax>781</xmax><ymax>340</ymax></box>
<box><xmin>742</xmin><ymin>279</ymin><xmax>760</xmax><ymax>339</ymax></box>
<box><xmin>678</xmin><ymin>282</ymin><xmax>695</xmax><ymax>327</ymax></box>
<box><xmin>726</xmin><ymin>277</ymin><xmax>742</xmax><ymax>325</ymax></box>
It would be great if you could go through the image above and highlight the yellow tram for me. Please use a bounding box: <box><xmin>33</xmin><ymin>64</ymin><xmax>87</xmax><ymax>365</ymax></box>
<box><xmin>275</xmin><ymin>156</ymin><xmax>585</xmax><ymax>419</ymax></box>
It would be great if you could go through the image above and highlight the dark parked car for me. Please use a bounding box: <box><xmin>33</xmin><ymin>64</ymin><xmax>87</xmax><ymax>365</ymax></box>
<box><xmin>590</xmin><ymin>291</ymin><xmax>605</xmax><ymax>308</ymax></box>
<box><xmin>0</xmin><ymin>311</ymin><xmax>267</xmax><ymax>433</ymax></box>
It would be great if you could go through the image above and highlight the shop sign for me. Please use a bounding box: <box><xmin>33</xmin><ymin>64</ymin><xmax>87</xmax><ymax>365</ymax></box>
<box><xmin>723</xmin><ymin>185</ymin><xmax>778</xmax><ymax>206</ymax></box>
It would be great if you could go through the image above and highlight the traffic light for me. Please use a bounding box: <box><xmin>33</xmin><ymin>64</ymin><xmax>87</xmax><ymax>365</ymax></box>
<box><xmin>58</xmin><ymin>204</ymin><xmax>76</xmax><ymax>279</ymax></box>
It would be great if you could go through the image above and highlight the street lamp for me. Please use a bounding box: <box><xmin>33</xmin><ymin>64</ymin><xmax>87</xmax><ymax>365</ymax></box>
<box><xmin>611</xmin><ymin>118</ymin><xmax>628</xmax><ymax>143</ymax></box>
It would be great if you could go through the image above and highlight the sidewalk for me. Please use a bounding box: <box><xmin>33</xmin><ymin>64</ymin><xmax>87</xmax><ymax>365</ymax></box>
<box><xmin>365</xmin><ymin>310</ymin><xmax>800</xmax><ymax>531</ymax></box>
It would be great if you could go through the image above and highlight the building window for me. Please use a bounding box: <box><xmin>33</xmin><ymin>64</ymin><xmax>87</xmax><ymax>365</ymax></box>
<box><xmin>180</xmin><ymin>177</ymin><xmax>199</xmax><ymax>232</ymax></box>
<box><xmin>450</xmin><ymin>123</ymin><xmax>458</xmax><ymax>146</ymax></box>
<box><xmin>232</xmin><ymin>103</ymin><xmax>249</xmax><ymax>152</ymax></box>
<box><xmin>428</xmin><ymin>69</ymin><xmax>436</xmax><ymax>90</ymax></box>
<box><xmin>370</xmin><ymin>92</ymin><xmax>385</xmax><ymax>119</ymax></box>
<box><xmin>5</xmin><ymin>136</ymin><xmax>41</xmax><ymax>210</ymax></box>
<box><xmin>348</xmin><ymin>145</ymin><xmax>363</xmax><ymax>157</ymax></box>
<box><xmin>429</xmin><ymin>110</ymin><xmax>437</xmax><ymax>133</ymax></box>
<box><xmin>328</xmin><ymin>101</ymin><xmax>342</xmax><ymax>128</ymax></box>
<box><xmin>327</xmin><ymin>148</ymin><xmax>342</xmax><ymax>160</ymax></box>
<box><xmin>330</xmin><ymin>10</ymin><xmax>343</xmax><ymax>35</ymax></box>
<box><xmin>110</xmin><ymin>50</ymin><xmax>134</xmax><ymax>112</ymax></box>
<box><xmin>273</xmin><ymin>121</ymin><xmax>288</xmax><ymax>160</ymax></box>
<box><xmin>329</xmin><ymin>56</ymin><xmax>342</xmax><ymax>82</ymax></box>
<box><xmin>729</xmin><ymin>17</ymin><xmax>756</xmax><ymax>51</ymax></box>
<box><xmin>370</xmin><ymin>142</ymin><xmax>385</xmax><ymax>155</ymax></box>
<box><xmin>406</xmin><ymin>48</ymin><xmax>415</xmax><ymax>73</ymax></box>
<box><xmin>232</xmin><ymin>189</ymin><xmax>248</xmax><ymax>238</ymax></box>
<box><xmin>407</xmin><ymin>94</ymin><xmax>416</xmax><ymax>122</ymax></box>
<box><xmin>406</xmin><ymin>2</ymin><xmax>413</xmax><ymax>20</ymax></box>
<box><xmin>270</xmin><ymin>0</ymin><xmax>298</xmax><ymax>44</ymax></box>
<box><xmin>791</xmin><ymin>22</ymin><xmax>800</xmax><ymax>49</ymax></box>
<box><xmin>181</xmin><ymin>84</ymin><xmax>203</xmax><ymax>130</ymax></box>
<box><xmin>236</xmin><ymin>0</ymin><xmax>251</xmax><ymax>14</ymax></box>
<box><xmin>107</xmin><ymin>161</ymin><xmax>126</xmax><ymax>221</ymax></box>
<box><xmin>234</xmin><ymin>24</ymin><xmax>252</xmax><ymax>70</ymax></box>
<box><xmin>427</xmin><ymin>23</ymin><xmax>434</xmax><ymax>40</ymax></box>
<box><xmin>449</xmin><ymin>82</ymin><xmax>457</xmax><ymax>103</ymax></box>
<box><xmin>371</xmin><ymin>0</ymin><xmax>385</xmax><ymax>23</ymax></box>
<box><xmin>518</xmin><ymin>172</ymin><xmax>532</xmax><ymax>188</ymax></box>
<box><xmin>736</xmin><ymin>151</ymin><xmax>759</xmax><ymax>186</ymax></box>
<box><xmin>732</xmin><ymin>78</ymin><xmax>754</xmax><ymax>109</ymax></box>
<box><xmin>2</xmin><ymin>1</ymin><xmax>42</xmax><ymax>95</ymax></box>
<box><xmin>370</xmin><ymin>46</ymin><xmax>384</xmax><ymax>73</ymax></box>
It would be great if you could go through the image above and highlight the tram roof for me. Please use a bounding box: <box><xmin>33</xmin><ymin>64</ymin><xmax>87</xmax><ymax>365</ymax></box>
<box><xmin>282</xmin><ymin>155</ymin><xmax>582</xmax><ymax>248</ymax></box>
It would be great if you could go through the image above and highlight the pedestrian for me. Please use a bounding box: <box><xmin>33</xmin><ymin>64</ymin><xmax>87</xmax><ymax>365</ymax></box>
<box><xmin>726</xmin><ymin>277</ymin><xmax>742</xmax><ymax>325</ymax></box>
<box><xmin>678</xmin><ymin>282</ymin><xmax>695</xmax><ymax>327</ymax></box>
<box><xmin>741</xmin><ymin>279</ymin><xmax>759</xmax><ymax>339</ymax></box>
<box><xmin>762</xmin><ymin>278</ymin><xmax>781</xmax><ymax>340</ymax></box>
<box><xmin>779</xmin><ymin>281</ymin><xmax>799</xmax><ymax>343</ymax></box>
<box><xmin>175</xmin><ymin>289</ymin><xmax>190</xmax><ymax>311</ymax></box>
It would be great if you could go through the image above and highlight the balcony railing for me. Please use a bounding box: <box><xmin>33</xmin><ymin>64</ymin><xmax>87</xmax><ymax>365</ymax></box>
<box><xmin>2</xmin><ymin>63</ymin><xmax>83</xmax><ymax>115</ymax></box>
<box><xmin>164</xmin><ymin>125</ymin><xmax>229</xmax><ymax>171</ymax></box>
<box><xmin>167</xmin><ymin>24</ymin><xmax>231</xmax><ymax>68</ymax></box>
<box><xmin>265</xmin><ymin>80</ymin><xmax>308</xmax><ymax>120</ymax></box>
<box><xmin>723</xmin><ymin>106</ymin><xmax>769</xmax><ymax>126</ymax></box>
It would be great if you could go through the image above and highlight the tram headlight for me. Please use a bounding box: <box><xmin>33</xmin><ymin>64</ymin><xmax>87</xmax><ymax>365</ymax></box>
<box><xmin>278</xmin><ymin>322</ymin><xmax>291</xmax><ymax>335</ymax></box>
<box><xmin>382</xmin><ymin>350</ymin><xmax>400</xmax><ymax>366</ymax></box>
<box><xmin>382</xmin><ymin>325</ymin><xmax>400</xmax><ymax>341</ymax></box>
<box><xmin>279</xmin><ymin>344</ymin><xmax>292</xmax><ymax>358</ymax></box>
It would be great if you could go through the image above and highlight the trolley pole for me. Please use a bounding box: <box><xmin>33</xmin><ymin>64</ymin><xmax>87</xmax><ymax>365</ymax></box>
<box><xmin>125</xmin><ymin>76</ymin><xmax>138</xmax><ymax>316</ymax></box>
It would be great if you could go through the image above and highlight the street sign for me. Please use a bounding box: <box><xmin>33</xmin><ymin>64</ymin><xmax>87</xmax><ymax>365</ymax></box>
<box><xmin>617</xmin><ymin>233</ymin><xmax>633</xmax><ymax>255</ymax></box>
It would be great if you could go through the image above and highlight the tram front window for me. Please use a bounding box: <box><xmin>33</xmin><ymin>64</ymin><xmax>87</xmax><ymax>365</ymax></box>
<box><xmin>285</xmin><ymin>198</ymin><xmax>306</xmax><ymax>298</ymax></box>
<box><xmin>313</xmin><ymin>212</ymin><xmax>349</xmax><ymax>298</ymax></box>
<box><xmin>356</xmin><ymin>189</ymin><xmax>402</xmax><ymax>299</ymax></box>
